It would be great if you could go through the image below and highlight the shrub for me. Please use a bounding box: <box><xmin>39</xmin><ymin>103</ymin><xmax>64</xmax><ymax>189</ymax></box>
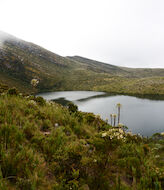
<box><xmin>35</xmin><ymin>96</ymin><xmax>46</xmax><ymax>106</ymax></box>
<box><xmin>0</xmin><ymin>93</ymin><xmax>163</xmax><ymax>189</ymax></box>
<box><xmin>16</xmin><ymin>178</ymin><xmax>35</xmax><ymax>190</ymax></box>
<box><xmin>67</xmin><ymin>102</ymin><xmax>78</xmax><ymax>113</ymax></box>
<box><xmin>41</xmin><ymin>119</ymin><xmax>52</xmax><ymax>131</ymax></box>
<box><xmin>7</xmin><ymin>87</ymin><xmax>18</xmax><ymax>96</ymax></box>
<box><xmin>85</xmin><ymin>113</ymin><xmax>95</xmax><ymax>124</ymax></box>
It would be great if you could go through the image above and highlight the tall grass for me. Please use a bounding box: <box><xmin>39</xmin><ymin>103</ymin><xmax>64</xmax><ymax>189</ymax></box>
<box><xmin>0</xmin><ymin>93</ymin><xmax>163</xmax><ymax>189</ymax></box>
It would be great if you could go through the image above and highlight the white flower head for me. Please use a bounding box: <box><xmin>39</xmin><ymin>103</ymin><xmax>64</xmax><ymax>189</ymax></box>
<box><xmin>127</xmin><ymin>131</ymin><xmax>133</xmax><ymax>136</ymax></box>
<box><xmin>28</xmin><ymin>100</ymin><xmax>37</xmax><ymax>106</ymax></box>
<box><xmin>31</xmin><ymin>79</ymin><xmax>39</xmax><ymax>87</ymax></box>
<box><xmin>96</xmin><ymin>114</ymin><xmax>101</xmax><ymax>118</ymax></box>
<box><xmin>55</xmin><ymin>123</ymin><xmax>59</xmax><ymax>127</ymax></box>
<box><xmin>119</xmin><ymin>128</ymin><xmax>124</xmax><ymax>134</ymax></box>
<box><xmin>120</xmin><ymin>134</ymin><xmax>123</xmax><ymax>139</ymax></box>
<box><xmin>118</xmin><ymin>123</ymin><xmax>124</xmax><ymax>127</ymax></box>
<box><xmin>102</xmin><ymin>132</ymin><xmax>107</xmax><ymax>138</ymax></box>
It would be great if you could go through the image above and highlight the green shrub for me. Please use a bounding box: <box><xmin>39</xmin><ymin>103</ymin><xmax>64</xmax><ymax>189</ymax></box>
<box><xmin>67</xmin><ymin>102</ymin><xmax>78</xmax><ymax>113</ymax></box>
<box><xmin>35</xmin><ymin>96</ymin><xmax>46</xmax><ymax>106</ymax></box>
<box><xmin>85</xmin><ymin>113</ymin><xmax>95</xmax><ymax>123</ymax></box>
<box><xmin>0</xmin><ymin>93</ymin><xmax>162</xmax><ymax>189</ymax></box>
<box><xmin>16</xmin><ymin>178</ymin><xmax>35</xmax><ymax>190</ymax></box>
<box><xmin>7</xmin><ymin>87</ymin><xmax>18</xmax><ymax>96</ymax></box>
<box><xmin>41</xmin><ymin>119</ymin><xmax>52</xmax><ymax>131</ymax></box>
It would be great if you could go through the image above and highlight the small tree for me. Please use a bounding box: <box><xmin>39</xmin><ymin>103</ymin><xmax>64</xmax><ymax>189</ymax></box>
<box><xmin>116</xmin><ymin>103</ymin><xmax>122</xmax><ymax>125</ymax></box>
<box><xmin>31</xmin><ymin>79</ymin><xmax>39</xmax><ymax>87</ymax></box>
<box><xmin>113</xmin><ymin>114</ymin><xmax>117</xmax><ymax>127</ymax></box>
<box><xmin>31</xmin><ymin>79</ymin><xmax>39</xmax><ymax>94</ymax></box>
<box><xmin>110</xmin><ymin>114</ymin><xmax>113</xmax><ymax>126</ymax></box>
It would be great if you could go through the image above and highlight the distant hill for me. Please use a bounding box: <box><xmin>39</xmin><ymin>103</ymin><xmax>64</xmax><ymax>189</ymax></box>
<box><xmin>68</xmin><ymin>56</ymin><xmax>164</xmax><ymax>78</ymax></box>
<box><xmin>67</xmin><ymin>56</ymin><xmax>129</xmax><ymax>75</ymax></box>
<box><xmin>0</xmin><ymin>32</ymin><xmax>164</xmax><ymax>96</ymax></box>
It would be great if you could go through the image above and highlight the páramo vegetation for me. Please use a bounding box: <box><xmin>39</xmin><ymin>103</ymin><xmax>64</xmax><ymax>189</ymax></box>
<box><xmin>0</xmin><ymin>83</ymin><xmax>163</xmax><ymax>190</ymax></box>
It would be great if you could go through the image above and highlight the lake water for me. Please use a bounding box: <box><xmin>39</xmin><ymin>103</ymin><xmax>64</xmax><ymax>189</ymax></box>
<box><xmin>38</xmin><ymin>91</ymin><xmax>164</xmax><ymax>136</ymax></box>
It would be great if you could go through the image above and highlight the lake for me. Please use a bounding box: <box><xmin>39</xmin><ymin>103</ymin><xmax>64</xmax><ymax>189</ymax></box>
<box><xmin>37</xmin><ymin>91</ymin><xmax>164</xmax><ymax>136</ymax></box>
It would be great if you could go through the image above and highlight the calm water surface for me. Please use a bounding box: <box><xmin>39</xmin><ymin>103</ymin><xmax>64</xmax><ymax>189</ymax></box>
<box><xmin>38</xmin><ymin>91</ymin><xmax>164</xmax><ymax>136</ymax></box>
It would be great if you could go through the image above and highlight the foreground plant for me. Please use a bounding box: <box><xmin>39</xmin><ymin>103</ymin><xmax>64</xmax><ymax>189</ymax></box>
<box><xmin>0</xmin><ymin>91</ymin><xmax>163</xmax><ymax>189</ymax></box>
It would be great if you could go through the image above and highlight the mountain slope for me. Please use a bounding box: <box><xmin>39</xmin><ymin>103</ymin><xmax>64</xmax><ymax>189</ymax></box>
<box><xmin>68</xmin><ymin>56</ymin><xmax>164</xmax><ymax>78</ymax></box>
<box><xmin>67</xmin><ymin>56</ymin><xmax>129</xmax><ymax>75</ymax></box>
<box><xmin>0</xmin><ymin>32</ymin><xmax>164</xmax><ymax>96</ymax></box>
<box><xmin>0</xmin><ymin>33</ymin><xmax>73</xmax><ymax>92</ymax></box>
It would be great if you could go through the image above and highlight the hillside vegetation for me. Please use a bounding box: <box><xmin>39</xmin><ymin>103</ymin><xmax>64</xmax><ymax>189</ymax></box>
<box><xmin>0</xmin><ymin>88</ymin><xmax>163</xmax><ymax>190</ymax></box>
<box><xmin>0</xmin><ymin>32</ymin><xmax>164</xmax><ymax>97</ymax></box>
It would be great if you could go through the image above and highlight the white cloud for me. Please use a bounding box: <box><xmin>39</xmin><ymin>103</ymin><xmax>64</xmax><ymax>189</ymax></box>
<box><xmin>0</xmin><ymin>0</ymin><xmax>164</xmax><ymax>68</ymax></box>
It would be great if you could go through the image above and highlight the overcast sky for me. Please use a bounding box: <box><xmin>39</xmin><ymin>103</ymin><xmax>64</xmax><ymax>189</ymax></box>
<box><xmin>1</xmin><ymin>0</ymin><xmax>164</xmax><ymax>68</ymax></box>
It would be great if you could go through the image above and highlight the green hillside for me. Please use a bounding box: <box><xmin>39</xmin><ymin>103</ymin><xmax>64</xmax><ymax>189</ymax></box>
<box><xmin>0</xmin><ymin>32</ymin><xmax>164</xmax><ymax>188</ymax></box>
<box><xmin>0</xmin><ymin>32</ymin><xmax>164</xmax><ymax>97</ymax></box>
<box><xmin>0</xmin><ymin>90</ymin><xmax>163</xmax><ymax>190</ymax></box>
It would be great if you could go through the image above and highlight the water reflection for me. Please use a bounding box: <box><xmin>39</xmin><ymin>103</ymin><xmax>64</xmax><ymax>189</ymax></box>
<box><xmin>38</xmin><ymin>91</ymin><xmax>164</xmax><ymax>136</ymax></box>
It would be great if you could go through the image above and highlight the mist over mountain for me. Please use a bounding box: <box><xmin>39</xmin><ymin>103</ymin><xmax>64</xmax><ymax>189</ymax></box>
<box><xmin>0</xmin><ymin>32</ymin><xmax>164</xmax><ymax>95</ymax></box>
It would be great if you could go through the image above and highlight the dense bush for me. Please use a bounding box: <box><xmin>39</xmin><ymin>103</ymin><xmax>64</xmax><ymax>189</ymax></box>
<box><xmin>67</xmin><ymin>102</ymin><xmax>78</xmax><ymax>113</ymax></box>
<box><xmin>0</xmin><ymin>94</ymin><xmax>163</xmax><ymax>189</ymax></box>
<box><xmin>7</xmin><ymin>87</ymin><xmax>18</xmax><ymax>96</ymax></box>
